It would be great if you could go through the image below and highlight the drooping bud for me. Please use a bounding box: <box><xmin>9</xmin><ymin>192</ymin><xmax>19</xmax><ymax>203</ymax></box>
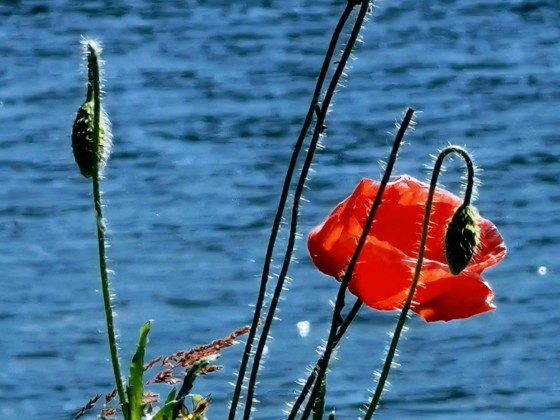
<box><xmin>445</xmin><ymin>203</ymin><xmax>479</xmax><ymax>275</ymax></box>
<box><xmin>72</xmin><ymin>40</ymin><xmax>112</xmax><ymax>178</ymax></box>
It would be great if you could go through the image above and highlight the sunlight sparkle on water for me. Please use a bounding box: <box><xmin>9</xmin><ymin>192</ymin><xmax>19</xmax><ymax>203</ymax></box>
<box><xmin>297</xmin><ymin>321</ymin><xmax>310</xmax><ymax>338</ymax></box>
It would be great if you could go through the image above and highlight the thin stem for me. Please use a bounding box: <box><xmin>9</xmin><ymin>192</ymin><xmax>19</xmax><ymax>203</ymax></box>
<box><xmin>461</xmin><ymin>152</ymin><xmax>475</xmax><ymax>205</ymax></box>
<box><xmin>290</xmin><ymin>298</ymin><xmax>364</xmax><ymax>418</ymax></box>
<box><xmin>296</xmin><ymin>108</ymin><xmax>414</xmax><ymax>420</ymax></box>
<box><xmin>242</xmin><ymin>3</ymin><xmax>374</xmax><ymax>418</ymax></box>
<box><xmin>363</xmin><ymin>145</ymin><xmax>474</xmax><ymax>419</ymax></box>
<box><xmin>88</xmin><ymin>43</ymin><xmax>129</xmax><ymax>420</ymax></box>
<box><xmin>227</xmin><ymin>3</ymin><xmax>357</xmax><ymax>419</ymax></box>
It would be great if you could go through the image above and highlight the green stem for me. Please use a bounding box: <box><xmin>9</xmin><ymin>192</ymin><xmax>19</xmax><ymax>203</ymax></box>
<box><xmin>87</xmin><ymin>43</ymin><xmax>129</xmax><ymax>420</ymax></box>
<box><xmin>295</xmin><ymin>107</ymin><xmax>414</xmax><ymax>420</ymax></box>
<box><xmin>363</xmin><ymin>145</ymin><xmax>475</xmax><ymax>419</ymax></box>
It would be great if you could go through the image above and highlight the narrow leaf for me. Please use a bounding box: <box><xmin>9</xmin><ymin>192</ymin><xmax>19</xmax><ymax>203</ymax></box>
<box><xmin>165</xmin><ymin>388</ymin><xmax>177</xmax><ymax>405</ymax></box>
<box><xmin>128</xmin><ymin>322</ymin><xmax>151</xmax><ymax>420</ymax></box>
<box><xmin>152</xmin><ymin>400</ymin><xmax>175</xmax><ymax>420</ymax></box>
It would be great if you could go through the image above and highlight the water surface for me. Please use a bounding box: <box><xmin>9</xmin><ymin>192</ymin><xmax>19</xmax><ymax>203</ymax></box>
<box><xmin>1</xmin><ymin>1</ymin><xmax>559</xmax><ymax>419</ymax></box>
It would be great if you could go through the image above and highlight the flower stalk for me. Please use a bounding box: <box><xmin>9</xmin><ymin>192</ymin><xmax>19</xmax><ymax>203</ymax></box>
<box><xmin>72</xmin><ymin>40</ymin><xmax>128</xmax><ymax>420</ymax></box>
<box><xmin>292</xmin><ymin>108</ymin><xmax>415</xmax><ymax>420</ymax></box>
<box><xmin>363</xmin><ymin>145</ymin><xmax>476</xmax><ymax>419</ymax></box>
<box><xmin>226</xmin><ymin>4</ymin><xmax>355</xmax><ymax>416</ymax></box>
<box><xmin>444</xmin><ymin>154</ymin><xmax>479</xmax><ymax>275</ymax></box>
<box><xmin>229</xmin><ymin>2</ymin><xmax>373</xmax><ymax>419</ymax></box>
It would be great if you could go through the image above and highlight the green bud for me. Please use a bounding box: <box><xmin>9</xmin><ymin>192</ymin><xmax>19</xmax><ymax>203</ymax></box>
<box><xmin>72</xmin><ymin>100</ymin><xmax>110</xmax><ymax>178</ymax></box>
<box><xmin>72</xmin><ymin>40</ymin><xmax>112</xmax><ymax>178</ymax></box>
<box><xmin>445</xmin><ymin>204</ymin><xmax>479</xmax><ymax>275</ymax></box>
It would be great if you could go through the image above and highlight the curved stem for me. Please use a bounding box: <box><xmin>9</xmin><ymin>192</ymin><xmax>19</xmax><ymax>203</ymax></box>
<box><xmin>461</xmin><ymin>151</ymin><xmax>475</xmax><ymax>206</ymax></box>
<box><xmin>242</xmin><ymin>3</ymin><xmax>372</xmax><ymax>419</ymax></box>
<box><xmin>363</xmin><ymin>145</ymin><xmax>475</xmax><ymax>419</ymax></box>
<box><xmin>227</xmin><ymin>4</ymin><xmax>356</xmax><ymax>419</ymax></box>
<box><xmin>295</xmin><ymin>107</ymin><xmax>414</xmax><ymax>420</ymax></box>
<box><xmin>87</xmin><ymin>43</ymin><xmax>129</xmax><ymax>420</ymax></box>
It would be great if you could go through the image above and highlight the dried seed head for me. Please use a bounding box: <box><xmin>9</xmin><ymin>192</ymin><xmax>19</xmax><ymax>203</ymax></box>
<box><xmin>445</xmin><ymin>204</ymin><xmax>480</xmax><ymax>275</ymax></box>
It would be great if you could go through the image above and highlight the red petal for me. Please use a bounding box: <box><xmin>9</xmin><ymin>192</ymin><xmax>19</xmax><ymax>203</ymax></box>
<box><xmin>412</xmin><ymin>270</ymin><xmax>495</xmax><ymax>322</ymax></box>
<box><xmin>361</xmin><ymin>176</ymin><xmax>463</xmax><ymax>265</ymax></box>
<box><xmin>307</xmin><ymin>175</ymin><xmax>506</xmax><ymax>323</ymax></box>
<box><xmin>307</xmin><ymin>179</ymin><xmax>379</xmax><ymax>278</ymax></box>
<box><xmin>469</xmin><ymin>218</ymin><xmax>507</xmax><ymax>272</ymax></box>
<box><xmin>347</xmin><ymin>239</ymin><xmax>414</xmax><ymax>310</ymax></box>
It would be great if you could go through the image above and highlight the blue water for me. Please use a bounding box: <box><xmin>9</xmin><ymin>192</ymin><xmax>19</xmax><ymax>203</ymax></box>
<box><xmin>1</xmin><ymin>0</ymin><xmax>559</xmax><ymax>419</ymax></box>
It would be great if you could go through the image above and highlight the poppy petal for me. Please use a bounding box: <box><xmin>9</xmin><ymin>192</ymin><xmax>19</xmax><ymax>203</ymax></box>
<box><xmin>307</xmin><ymin>175</ymin><xmax>506</xmax><ymax>323</ymax></box>
<box><xmin>469</xmin><ymin>218</ymin><xmax>507</xmax><ymax>273</ymax></box>
<box><xmin>347</xmin><ymin>238</ymin><xmax>415</xmax><ymax>310</ymax></box>
<box><xmin>412</xmin><ymin>270</ymin><xmax>495</xmax><ymax>322</ymax></box>
<box><xmin>308</xmin><ymin>179</ymin><xmax>379</xmax><ymax>279</ymax></box>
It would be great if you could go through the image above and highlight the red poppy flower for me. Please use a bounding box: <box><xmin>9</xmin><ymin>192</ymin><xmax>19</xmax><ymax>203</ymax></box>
<box><xmin>307</xmin><ymin>175</ymin><xmax>506</xmax><ymax>322</ymax></box>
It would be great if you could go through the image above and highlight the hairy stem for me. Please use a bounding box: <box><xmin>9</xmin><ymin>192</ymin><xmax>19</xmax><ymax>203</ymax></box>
<box><xmin>227</xmin><ymin>3</ymin><xmax>359</xmax><ymax>419</ymax></box>
<box><xmin>88</xmin><ymin>43</ymin><xmax>129</xmax><ymax>420</ymax></box>
<box><xmin>241</xmin><ymin>2</ymin><xmax>374</xmax><ymax>419</ymax></box>
<box><xmin>295</xmin><ymin>108</ymin><xmax>414</xmax><ymax>420</ymax></box>
<box><xmin>363</xmin><ymin>145</ymin><xmax>475</xmax><ymax>419</ymax></box>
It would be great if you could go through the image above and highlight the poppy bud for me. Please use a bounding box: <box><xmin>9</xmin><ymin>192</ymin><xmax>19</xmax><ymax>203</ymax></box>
<box><xmin>445</xmin><ymin>203</ymin><xmax>479</xmax><ymax>275</ymax></box>
<box><xmin>72</xmin><ymin>40</ymin><xmax>111</xmax><ymax>178</ymax></box>
<box><xmin>72</xmin><ymin>101</ymin><xmax>110</xmax><ymax>178</ymax></box>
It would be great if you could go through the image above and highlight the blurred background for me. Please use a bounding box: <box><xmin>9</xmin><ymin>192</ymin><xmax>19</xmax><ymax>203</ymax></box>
<box><xmin>0</xmin><ymin>0</ymin><xmax>558</xmax><ymax>418</ymax></box>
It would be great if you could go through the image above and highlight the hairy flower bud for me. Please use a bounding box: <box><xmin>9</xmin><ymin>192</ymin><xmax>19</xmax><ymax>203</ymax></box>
<box><xmin>445</xmin><ymin>204</ymin><xmax>480</xmax><ymax>275</ymax></box>
<box><xmin>72</xmin><ymin>100</ymin><xmax>110</xmax><ymax>178</ymax></box>
<box><xmin>71</xmin><ymin>40</ymin><xmax>112</xmax><ymax>178</ymax></box>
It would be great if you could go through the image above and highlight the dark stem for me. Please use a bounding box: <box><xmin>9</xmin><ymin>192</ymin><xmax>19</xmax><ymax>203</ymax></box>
<box><xmin>461</xmin><ymin>150</ymin><xmax>474</xmax><ymax>205</ymax></box>
<box><xmin>295</xmin><ymin>108</ymin><xmax>414</xmax><ymax>420</ymax></box>
<box><xmin>242</xmin><ymin>3</ymin><xmax>372</xmax><ymax>418</ymax></box>
<box><xmin>363</xmin><ymin>145</ymin><xmax>475</xmax><ymax>419</ymax></box>
<box><xmin>227</xmin><ymin>3</ymin><xmax>356</xmax><ymax>419</ymax></box>
<box><xmin>289</xmin><ymin>297</ymin><xmax>364</xmax><ymax>418</ymax></box>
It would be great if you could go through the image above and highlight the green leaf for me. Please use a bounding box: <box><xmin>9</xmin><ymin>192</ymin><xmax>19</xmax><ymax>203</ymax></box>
<box><xmin>151</xmin><ymin>388</ymin><xmax>177</xmax><ymax>420</ymax></box>
<box><xmin>152</xmin><ymin>400</ymin><xmax>175</xmax><ymax>420</ymax></box>
<box><xmin>128</xmin><ymin>322</ymin><xmax>151</xmax><ymax>420</ymax></box>
<box><xmin>165</xmin><ymin>388</ymin><xmax>177</xmax><ymax>405</ymax></box>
